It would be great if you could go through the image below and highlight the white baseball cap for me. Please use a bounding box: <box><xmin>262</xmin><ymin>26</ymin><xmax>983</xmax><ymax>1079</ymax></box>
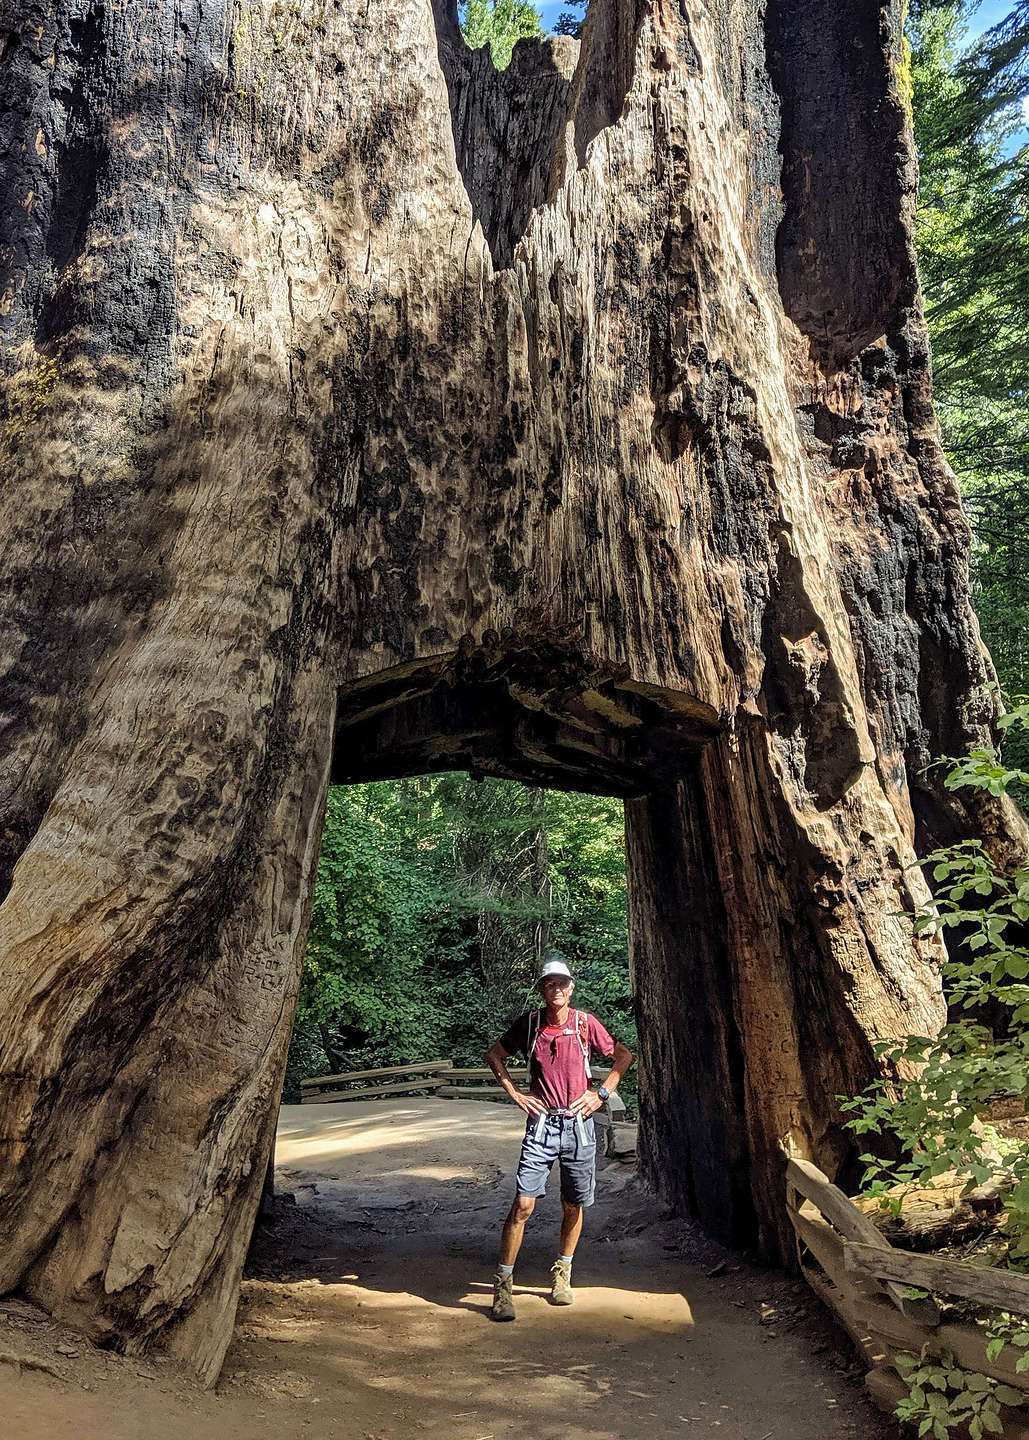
<box><xmin>540</xmin><ymin>956</ymin><xmax>573</xmax><ymax>981</ymax></box>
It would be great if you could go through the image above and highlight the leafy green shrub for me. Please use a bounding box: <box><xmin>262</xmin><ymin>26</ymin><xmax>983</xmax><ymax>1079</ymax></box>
<box><xmin>894</xmin><ymin>1345</ymin><xmax>1025</xmax><ymax>1438</ymax></box>
<box><xmin>282</xmin><ymin>1018</ymin><xmax>328</xmax><ymax>1105</ymax></box>
<box><xmin>296</xmin><ymin>785</ymin><xmax>451</xmax><ymax>1068</ymax></box>
<box><xmin>839</xmin><ymin>706</ymin><xmax>1029</xmax><ymax>1432</ymax></box>
<box><xmin>842</xmin><ymin>704</ymin><xmax>1029</xmax><ymax>1259</ymax></box>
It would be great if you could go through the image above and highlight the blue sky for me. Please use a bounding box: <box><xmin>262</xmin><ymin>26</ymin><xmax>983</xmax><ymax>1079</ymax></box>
<box><xmin>966</xmin><ymin>0</ymin><xmax>1014</xmax><ymax>39</ymax></box>
<box><xmin>537</xmin><ymin>0</ymin><xmax>572</xmax><ymax>31</ymax></box>
<box><xmin>963</xmin><ymin>2</ymin><xmax>1029</xmax><ymax>140</ymax></box>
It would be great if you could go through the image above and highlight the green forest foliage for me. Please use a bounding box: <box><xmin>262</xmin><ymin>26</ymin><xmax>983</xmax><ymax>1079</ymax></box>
<box><xmin>284</xmin><ymin>777</ymin><xmax>632</xmax><ymax>1101</ymax></box>
<box><xmin>909</xmin><ymin>0</ymin><xmax>1029</xmax><ymax>766</ymax></box>
<box><xmin>458</xmin><ymin>0</ymin><xmax>543</xmax><ymax>68</ymax></box>
<box><xmin>552</xmin><ymin>0</ymin><xmax>586</xmax><ymax>37</ymax></box>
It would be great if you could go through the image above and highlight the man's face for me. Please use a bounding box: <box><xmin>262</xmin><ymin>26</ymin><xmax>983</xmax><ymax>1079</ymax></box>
<box><xmin>540</xmin><ymin>975</ymin><xmax>574</xmax><ymax>1003</ymax></box>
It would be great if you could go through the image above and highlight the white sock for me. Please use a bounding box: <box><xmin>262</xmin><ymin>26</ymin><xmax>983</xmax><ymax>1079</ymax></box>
<box><xmin>558</xmin><ymin>1255</ymin><xmax>573</xmax><ymax>1267</ymax></box>
<box><xmin>498</xmin><ymin>1263</ymin><xmax>514</xmax><ymax>1276</ymax></box>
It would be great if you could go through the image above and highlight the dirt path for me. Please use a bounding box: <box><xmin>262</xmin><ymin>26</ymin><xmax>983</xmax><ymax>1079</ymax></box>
<box><xmin>0</xmin><ymin>1098</ymin><xmax>895</xmax><ymax>1439</ymax></box>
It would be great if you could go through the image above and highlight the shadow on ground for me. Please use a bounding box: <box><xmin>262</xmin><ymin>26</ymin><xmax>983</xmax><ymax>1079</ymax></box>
<box><xmin>224</xmin><ymin>1098</ymin><xmax>894</xmax><ymax>1440</ymax></box>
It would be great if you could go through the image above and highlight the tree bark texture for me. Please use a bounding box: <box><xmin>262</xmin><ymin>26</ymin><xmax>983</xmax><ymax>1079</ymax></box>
<box><xmin>1</xmin><ymin>0</ymin><xmax>1025</xmax><ymax>1383</ymax></box>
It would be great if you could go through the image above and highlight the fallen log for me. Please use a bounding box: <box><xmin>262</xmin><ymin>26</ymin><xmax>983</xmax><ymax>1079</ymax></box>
<box><xmin>786</xmin><ymin>1153</ymin><xmax>1029</xmax><ymax>1435</ymax></box>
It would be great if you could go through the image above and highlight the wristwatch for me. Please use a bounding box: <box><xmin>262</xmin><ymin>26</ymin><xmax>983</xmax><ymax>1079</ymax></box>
<box><xmin>597</xmin><ymin>1085</ymin><xmax>610</xmax><ymax>1101</ymax></box>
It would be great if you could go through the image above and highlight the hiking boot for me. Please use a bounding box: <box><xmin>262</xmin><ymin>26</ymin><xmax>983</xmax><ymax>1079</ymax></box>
<box><xmin>549</xmin><ymin>1260</ymin><xmax>573</xmax><ymax>1306</ymax></box>
<box><xmin>491</xmin><ymin>1270</ymin><xmax>516</xmax><ymax>1321</ymax></box>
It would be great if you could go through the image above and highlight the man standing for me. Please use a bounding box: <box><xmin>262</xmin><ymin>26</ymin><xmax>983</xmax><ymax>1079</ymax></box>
<box><xmin>485</xmin><ymin>954</ymin><xmax>634</xmax><ymax>1321</ymax></box>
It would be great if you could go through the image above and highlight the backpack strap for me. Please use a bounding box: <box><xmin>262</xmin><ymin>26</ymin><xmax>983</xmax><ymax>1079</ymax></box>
<box><xmin>574</xmin><ymin>1009</ymin><xmax>592</xmax><ymax>1082</ymax></box>
<box><xmin>526</xmin><ymin>1008</ymin><xmax>540</xmax><ymax>1074</ymax></box>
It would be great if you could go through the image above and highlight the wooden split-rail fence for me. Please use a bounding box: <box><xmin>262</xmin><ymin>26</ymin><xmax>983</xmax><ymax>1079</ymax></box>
<box><xmin>299</xmin><ymin>1059</ymin><xmax>633</xmax><ymax>1151</ymax></box>
<box><xmin>786</xmin><ymin>1154</ymin><xmax>1029</xmax><ymax>1436</ymax></box>
<box><xmin>300</xmin><ymin>1060</ymin><xmax>452</xmax><ymax>1103</ymax></box>
<box><xmin>300</xmin><ymin>1059</ymin><xmax>625</xmax><ymax>1113</ymax></box>
<box><xmin>299</xmin><ymin>1060</ymin><xmax>526</xmax><ymax>1104</ymax></box>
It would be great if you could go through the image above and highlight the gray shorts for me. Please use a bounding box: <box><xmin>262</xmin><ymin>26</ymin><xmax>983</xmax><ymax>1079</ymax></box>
<box><xmin>515</xmin><ymin>1114</ymin><xmax>597</xmax><ymax>1207</ymax></box>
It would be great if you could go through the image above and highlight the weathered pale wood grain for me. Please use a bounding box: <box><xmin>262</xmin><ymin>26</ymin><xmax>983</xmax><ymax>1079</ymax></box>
<box><xmin>787</xmin><ymin>1158</ymin><xmax>940</xmax><ymax>1325</ymax></box>
<box><xmin>847</xmin><ymin>1241</ymin><xmax>1029</xmax><ymax>1317</ymax></box>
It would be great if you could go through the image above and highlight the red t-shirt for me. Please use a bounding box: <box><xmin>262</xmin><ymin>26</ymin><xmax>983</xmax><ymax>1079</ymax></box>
<box><xmin>499</xmin><ymin>1009</ymin><xmax>617</xmax><ymax>1111</ymax></box>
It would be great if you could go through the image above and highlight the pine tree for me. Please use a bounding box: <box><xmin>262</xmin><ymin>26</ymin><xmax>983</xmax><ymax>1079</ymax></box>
<box><xmin>909</xmin><ymin>1</ymin><xmax>1029</xmax><ymax>754</ymax></box>
<box><xmin>459</xmin><ymin>0</ymin><xmax>544</xmax><ymax>68</ymax></box>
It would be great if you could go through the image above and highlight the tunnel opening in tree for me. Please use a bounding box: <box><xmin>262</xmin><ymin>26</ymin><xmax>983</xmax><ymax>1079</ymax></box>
<box><xmin>315</xmin><ymin>645</ymin><xmax>867</xmax><ymax>1260</ymax></box>
<box><xmin>283</xmin><ymin>765</ymin><xmax>636</xmax><ymax>1114</ymax></box>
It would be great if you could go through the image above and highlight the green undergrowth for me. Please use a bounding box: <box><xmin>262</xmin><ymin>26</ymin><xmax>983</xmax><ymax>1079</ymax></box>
<box><xmin>841</xmin><ymin>704</ymin><xmax>1029</xmax><ymax>1435</ymax></box>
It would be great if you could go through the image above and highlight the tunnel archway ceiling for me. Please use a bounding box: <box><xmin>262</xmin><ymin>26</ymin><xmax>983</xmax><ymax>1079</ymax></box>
<box><xmin>332</xmin><ymin>639</ymin><xmax>720</xmax><ymax>795</ymax></box>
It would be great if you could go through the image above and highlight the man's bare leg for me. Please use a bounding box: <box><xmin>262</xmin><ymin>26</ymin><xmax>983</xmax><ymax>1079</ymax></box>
<box><xmin>492</xmin><ymin>1197</ymin><xmax>535</xmax><ymax>1321</ymax></box>
<box><xmin>499</xmin><ymin>1196</ymin><xmax>536</xmax><ymax>1267</ymax></box>
<box><xmin>559</xmin><ymin>1198</ymin><xmax>583</xmax><ymax>1257</ymax></box>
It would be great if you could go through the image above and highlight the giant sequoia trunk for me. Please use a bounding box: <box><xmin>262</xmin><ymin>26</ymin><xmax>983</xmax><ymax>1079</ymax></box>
<box><xmin>1</xmin><ymin>0</ymin><xmax>1025</xmax><ymax>1385</ymax></box>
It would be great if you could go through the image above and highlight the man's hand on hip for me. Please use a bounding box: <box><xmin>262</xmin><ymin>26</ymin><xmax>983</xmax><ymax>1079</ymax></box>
<box><xmin>514</xmin><ymin>1092</ymin><xmax>548</xmax><ymax>1117</ymax></box>
<box><xmin>569</xmin><ymin>1090</ymin><xmax>603</xmax><ymax>1118</ymax></box>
